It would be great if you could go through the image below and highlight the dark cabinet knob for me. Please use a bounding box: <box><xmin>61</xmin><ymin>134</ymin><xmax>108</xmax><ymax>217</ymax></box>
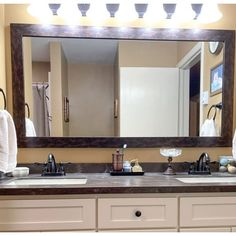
<box><xmin>135</xmin><ymin>210</ymin><xmax>142</xmax><ymax>217</ymax></box>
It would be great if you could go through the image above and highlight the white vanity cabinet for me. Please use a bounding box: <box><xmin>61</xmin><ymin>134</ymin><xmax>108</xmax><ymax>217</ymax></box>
<box><xmin>97</xmin><ymin>197</ymin><xmax>178</xmax><ymax>231</ymax></box>
<box><xmin>0</xmin><ymin>198</ymin><xmax>96</xmax><ymax>231</ymax></box>
<box><xmin>2</xmin><ymin>194</ymin><xmax>236</xmax><ymax>232</ymax></box>
<box><xmin>179</xmin><ymin>196</ymin><xmax>236</xmax><ymax>232</ymax></box>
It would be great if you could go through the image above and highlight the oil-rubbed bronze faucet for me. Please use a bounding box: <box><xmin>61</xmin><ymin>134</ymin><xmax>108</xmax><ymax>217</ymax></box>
<box><xmin>197</xmin><ymin>152</ymin><xmax>210</xmax><ymax>172</ymax></box>
<box><xmin>188</xmin><ymin>152</ymin><xmax>211</xmax><ymax>175</ymax></box>
<box><xmin>46</xmin><ymin>153</ymin><xmax>57</xmax><ymax>173</ymax></box>
<box><xmin>42</xmin><ymin>153</ymin><xmax>65</xmax><ymax>176</ymax></box>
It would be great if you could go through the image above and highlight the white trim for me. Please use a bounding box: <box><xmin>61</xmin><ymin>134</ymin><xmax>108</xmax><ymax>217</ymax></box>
<box><xmin>177</xmin><ymin>42</ymin><xmax>202</xmax><ymax>69</ymax></box>
<box><xmin>177</xmin><ymin>42</ymin><xmax>202</xmax><ymax>136</ymax></box>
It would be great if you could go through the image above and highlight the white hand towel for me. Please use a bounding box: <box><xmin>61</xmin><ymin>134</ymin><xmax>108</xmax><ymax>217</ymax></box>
<box><xmin>200</xmin><ymin>118</ymin><xmax>218</xmax><ymax>137</ymax></box>
<box><xmin>4</xmin><ymin>110</ymin><xmax>17</xmax><ymax>173</ymax></box>
<box><xmin>25</xmin><ymin>117</ymin><xmax>36</xmax><ymax>137</ymax></box>
<box><xmin>0</xmin><ymin>111</ymin><xmax>9</xmax><ymax>173</ymax></box>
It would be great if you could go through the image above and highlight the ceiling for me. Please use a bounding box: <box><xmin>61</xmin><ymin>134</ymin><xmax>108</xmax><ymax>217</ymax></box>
<box><xmin>31</xmin><ymin>37</ymin><xmax>118</xmax><ymax>64</ymax></box>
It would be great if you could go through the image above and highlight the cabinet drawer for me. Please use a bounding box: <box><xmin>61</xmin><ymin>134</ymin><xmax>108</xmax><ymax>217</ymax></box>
<box><xmin>0</xmin><ymin>199</ymin><xmax>96</xmax><ymax>231</ymax></box>
<box><xmin>180</xmin><ymin>197</ymin><xmax>236</xmax><ymax>227</ymax></box>
<box><xmin>180</xmin><ymin>227</ymin><xmax>231</xmax><ymax>232</ymax></box>
<box><xmin>98</xmin><ymin>198</ymin><xmax>177</xmax><ymax>229</ymax></box>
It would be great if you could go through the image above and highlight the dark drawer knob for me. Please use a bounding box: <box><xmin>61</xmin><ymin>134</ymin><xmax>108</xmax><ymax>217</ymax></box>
<box><xmin>135</xmin><ymin>210</ymin><xmax>142</xmax><ymax>217</ymax></box>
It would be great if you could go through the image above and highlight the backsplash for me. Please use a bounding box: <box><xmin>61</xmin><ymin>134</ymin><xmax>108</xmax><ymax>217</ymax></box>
<box><xmin>17</xmin><ymin>162</ymin><xmax>220</xmax><ymax>174</ymax></box>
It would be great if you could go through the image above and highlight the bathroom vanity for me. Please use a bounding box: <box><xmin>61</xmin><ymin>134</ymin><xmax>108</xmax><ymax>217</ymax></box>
<box><xmin>6</xmin><ymin>18</ymin><xmax>236</xmax><ymax>233</ymax></box>
<box><xmin>1</xmin><ymin>173</ymin><xmax>236</xmax><ymax>232</ymax></box>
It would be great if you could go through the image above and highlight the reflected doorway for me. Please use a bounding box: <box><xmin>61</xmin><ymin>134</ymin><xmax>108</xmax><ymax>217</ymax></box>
<box><xmin>189</xmin><ymin>61</ymin><xmax>200</xmax><ymax>136</ymax></box>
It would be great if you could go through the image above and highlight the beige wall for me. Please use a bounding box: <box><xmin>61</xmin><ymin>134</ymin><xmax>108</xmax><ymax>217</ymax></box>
<box><xmin>22</xmin><ymin>37</ymin><xmax>33</xmax><ymax>121</ymax></box>
<box><xmin>202</xmin><ymin>43</ymin><xmax>224</xmax><ymax>134</ymax></box>
<box><xmin>177</xmin><ymin>41</ymin><xmax>197</xmax><ymax>62</ymax></box>
<box><xmin>32</xmin><ymin>62</ymin><xmax>50</xmax><ymax>83</ymax></box>
<box><xmin>119</xmin><ymin>41</ymin><xmax>178</xmax><ymax>67</ymax></box>
<box><xmin>0</xmin><ymin>5</ymin><xmax>5</xmax><ymax>110</ymax></box>
<box><xmin>68</xmin><ymin>63</ymin><xmax>114</xmax><ymax>136</ymax></box>
<box><xmin>2</xmin><ymin>4</ymin><xmax>236</xmax><ymax>164</ymax></box>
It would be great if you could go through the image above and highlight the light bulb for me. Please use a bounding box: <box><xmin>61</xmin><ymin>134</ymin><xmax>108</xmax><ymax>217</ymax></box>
<box><xmin>86</xmin><ymin>3</ymin><xmax>110</xmax><ymax>23</ymax></box>
<box><xmin>172</xmin><ymin>3</ymin><xmax>195</xmax><ymax>22</ymax></box>
<box><xmin>144</xmin><ymin>2</ymin><xmax>167</xmax><ymax>23</ymax></box>
<box><xmin>115</xmin><ymin>3</ymin><xmax>137</xmax><ymax>22</ymax></box>
<box><xmin>197</xmin><ymin>3</ymin><xmax>222</xmax><ymax>24</ymax></box>
<box><xmin>27</xmin><ymin>3</ymin><xmax>52</xmax><ymax>23</ymax></box>
<box><xmin>57</xmin><ymin>3</ymin><xmax>80</xmax><ymax>25</ymax></box>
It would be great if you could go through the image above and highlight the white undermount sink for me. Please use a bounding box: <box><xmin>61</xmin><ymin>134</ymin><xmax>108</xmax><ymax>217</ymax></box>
<box><xmin>5</xmin><ymin>178</ymin><xmax>87</xmax><ymax>186</ymax></box>
<box><xmin>176</xmin><ymin>177</ymin><xmax>236</xmax><ymax>184</ymax></box>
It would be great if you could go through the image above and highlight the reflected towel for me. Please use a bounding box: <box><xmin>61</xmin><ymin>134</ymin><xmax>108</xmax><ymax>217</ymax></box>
<box><xmin>200</xmin><ymin>118</ymin><xmax>218</xmax><ymax>137</ymax></box>
<box><xmin>25</xmin><ymin>118</ymin><xmax>36</xmax><ymax>137</ymax></box>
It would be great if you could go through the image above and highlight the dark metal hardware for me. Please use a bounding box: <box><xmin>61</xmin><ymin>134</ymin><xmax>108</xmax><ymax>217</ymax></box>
<box><xmin>188</xmin><ymin>152</ymin><xmax>211</xmax><ymax>175</ymax></box>
<box><xmin>25</xmin><ymin>103</ymin><xmax>30</xmax><ymax>118</ymax></box>
<box><xmin>0</xmin><ymin>88</ymin><xmax>6</xmax><ymax>109</ymax></box>
<box><xmin>135</xmin><ymin>210</ymin><xmax>142</xmax><ymax>217</ymax></box>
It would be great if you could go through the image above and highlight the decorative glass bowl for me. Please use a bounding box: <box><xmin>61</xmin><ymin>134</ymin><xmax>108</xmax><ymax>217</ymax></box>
<box><xmin>160</xmin><ymin>148</ymin><xmax>182</xmax><ymax>175</ymax></box>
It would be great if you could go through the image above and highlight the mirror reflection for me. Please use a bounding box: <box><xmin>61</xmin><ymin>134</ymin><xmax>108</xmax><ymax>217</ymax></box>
<box><xmin>23</xmin><ymin>37</ymin><xmax>224</xmax><ymax>138</ymax></box>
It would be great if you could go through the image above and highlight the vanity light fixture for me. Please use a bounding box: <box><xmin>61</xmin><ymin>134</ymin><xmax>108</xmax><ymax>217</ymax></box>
<box><xmin>106</xmin><ymin>4</ymin><xmax>119</xmax><ymax>17</ymax></box>
<box><xmin>77</xmin><ymin>4</ymin><xmax>90</xmax><ymax>17</ymax></box>
<box><xmin>27</xmin><ymin>2</ymin><xmax>223</xmax><ymax>25</ymax></box>
<box><xmin>163</xmin><ymin>4</ymin><xmax>176</xmax><ymax>19</ymax></box>
<box><xmin>48</xmin><ymin>4</ymin><xmax>61</xmax><ymax>15</ymax></box>
<box><xmin>191</xmin><ymin>4</ymin><xmax>203</xmax><ymax>20</ymax></box>
<box><xmin>134</xmin><ymin>4</ymin><xmax>148</xmax><ymax>18</ymax></box>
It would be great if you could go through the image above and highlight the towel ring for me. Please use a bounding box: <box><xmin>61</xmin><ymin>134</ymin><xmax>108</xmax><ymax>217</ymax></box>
<box><xmin>25</xmin><ymin>103</ymin><xmax>30</xmax><ymax>118</ymax></box>
<box><xmin>207</xmin><ymin>103</ymin><xmax>222</xmax><ymax>120</ymax></box>
<box><xmin>207</xmin><ymin>105</ymin><xmax>217</xmax><ymax>120</ymax></box>
<box><xmin>0</xmin><ymin>88</ymin><xmax>6</xmax><ymax>110</ymax></box>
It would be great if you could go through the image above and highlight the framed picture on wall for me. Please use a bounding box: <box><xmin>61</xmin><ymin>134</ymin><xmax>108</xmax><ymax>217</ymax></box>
<box><xmin>210</xmin><ymin>63</ymin><xmax>223</xmax><ymax>96</ymax></box>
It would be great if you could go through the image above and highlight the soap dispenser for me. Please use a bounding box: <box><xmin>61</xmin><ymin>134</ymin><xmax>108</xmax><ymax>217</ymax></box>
<box><xmin>131</xmin><ymin>159</ymin><xmax>143</xmax><ymax>172</ymax></box>
<box><xmin>112</xmin><ymin>149</ymin><xmax>123</xmax><ymax>171</ymax></box>
<box><xmin>123</xmin><ymin>160</ymin><xmax>131</xmax><ymax>172</ymax></box>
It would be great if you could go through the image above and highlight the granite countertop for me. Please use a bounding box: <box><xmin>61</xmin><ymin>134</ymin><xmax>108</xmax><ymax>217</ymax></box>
<box><xmin>1</xmin><ymin>172</ymin><xmax>236</xmax><ymax>195</ymax></box>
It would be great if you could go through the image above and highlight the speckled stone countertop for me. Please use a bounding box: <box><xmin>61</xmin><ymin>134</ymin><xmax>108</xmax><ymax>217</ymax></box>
<box><xmin>1</xmin><ymin>172</ymin><xmax>236</xmax><ymax>195</ymax></box>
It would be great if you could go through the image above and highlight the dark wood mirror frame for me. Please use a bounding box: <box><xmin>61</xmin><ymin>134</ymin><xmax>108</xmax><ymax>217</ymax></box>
<box><xmin>10</xmin><ymin>23</ymin><xmax>235</xmax><ymax>148</ymax></box>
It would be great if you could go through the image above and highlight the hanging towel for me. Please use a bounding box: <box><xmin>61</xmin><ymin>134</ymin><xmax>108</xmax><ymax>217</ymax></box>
<box><xmin>0</xmin><ymin>110</ymin><xmax>17</xmax><ymax>173</ymax></box>
<box><xmin>25</xmin><ymin>118</ymin><xmax>36</xmax><ymax>137</ymax></box>
<box><xmin>5</xmin><ymin>110</ymin><xmax>17</xmax><ymax>172</ymax></box>
<box><xmin>0</xmin><ymin>111</ymin><xmax>9</xmax><ymax>173</ymax></box>
<box><xmin>200</xmin><ymin>118</ymin><xmax>218</xmax><ymax>137</ymax></box>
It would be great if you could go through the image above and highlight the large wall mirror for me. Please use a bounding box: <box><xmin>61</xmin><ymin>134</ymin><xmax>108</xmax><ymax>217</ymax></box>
<box><xmin>11</xmin><ymin>24</ymin><xmax>234</xmax><ymax>148</ymax></box>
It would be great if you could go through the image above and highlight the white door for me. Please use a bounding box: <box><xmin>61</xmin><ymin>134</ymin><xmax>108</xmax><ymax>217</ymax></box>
<box><xmin>119</xmin><ymin>67</ymin><xmax>179</xmax><ymax>137</ymax></box>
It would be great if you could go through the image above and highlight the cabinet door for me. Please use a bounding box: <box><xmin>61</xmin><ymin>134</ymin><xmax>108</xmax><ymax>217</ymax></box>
<box><xmin>98</xmin><ymin>197</ymin><xmax>177</xmax><ymax>230</ymax></box>
<box><xmin>0</xmin><ymin>199</ymin><xmax>96</xmax><ymax>231</ymax></box>
<box><xmin>180</xmin><ymin>197</ymin><xmax>236</xmax><ymax>227</ymax></box>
